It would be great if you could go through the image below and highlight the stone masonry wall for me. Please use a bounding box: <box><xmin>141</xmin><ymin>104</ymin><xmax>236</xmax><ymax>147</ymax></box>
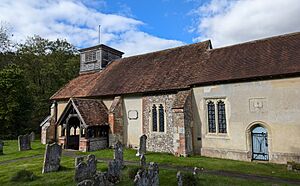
<box><xmin>142</xmin><ymin>94</ymin><xmax>176</xmax><ymax>154</ymax></box>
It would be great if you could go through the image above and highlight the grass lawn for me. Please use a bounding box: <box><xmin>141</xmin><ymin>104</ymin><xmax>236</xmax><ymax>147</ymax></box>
<box><xmin>78</xmin><ymin>148</ymin><xmax>300</xmax><ymax>180</ymax></box>
<box><xmin>0</xmin><ymin>140</ymin><xmax>299</xmax><ymax>186</ymax></box>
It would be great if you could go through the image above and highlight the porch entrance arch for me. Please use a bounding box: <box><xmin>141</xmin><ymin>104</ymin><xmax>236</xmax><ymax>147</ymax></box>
<box><xmin>251</xmin><ymin>125</ymin><xmax>269</xmax><ymax>161</ymax></box>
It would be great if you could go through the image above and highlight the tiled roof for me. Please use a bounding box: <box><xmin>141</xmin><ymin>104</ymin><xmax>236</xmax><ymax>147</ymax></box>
<box><xmin>72</xmin><ymin>98</ymin><xmax>108</xmax><ymax>126</ymax></box>
<box><xmin>51</xmin><ymin>32</ymin><xmax>300</xmax><ymax>100</ymax></box>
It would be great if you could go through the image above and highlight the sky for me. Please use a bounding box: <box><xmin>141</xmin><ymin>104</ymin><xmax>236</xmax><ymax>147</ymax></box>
<box><xmin>0</xmin><ymin>0</ymin><xmax>300</xmax><ymax>56</ymax></box>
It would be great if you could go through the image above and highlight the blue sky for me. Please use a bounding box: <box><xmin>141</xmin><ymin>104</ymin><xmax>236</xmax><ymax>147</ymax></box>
<box><xmin>95</xmin><ymin>0</ymin><xmax>208</xmax><ymax>43</ymax></box>
<box><xmin>0</xmin><ymin>0</ymin><xmax>299</xmax><ymax>56</ymax></box>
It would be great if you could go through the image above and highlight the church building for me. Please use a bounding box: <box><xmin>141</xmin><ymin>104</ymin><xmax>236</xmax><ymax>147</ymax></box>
<box><xmin>41</xmin><ymin>32</ymin><xmax>300</xmax><ymax>164</ymax></box>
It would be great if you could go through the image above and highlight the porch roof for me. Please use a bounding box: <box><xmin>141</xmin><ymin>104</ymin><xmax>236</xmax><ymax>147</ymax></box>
<box><xmin>57</xmin><ymin>98</ymin><xmax>108</xmax><ymax>128</ymax></box>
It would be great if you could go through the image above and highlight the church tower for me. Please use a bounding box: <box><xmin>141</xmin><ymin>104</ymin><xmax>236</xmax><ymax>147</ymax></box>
<box><xmin>79</xmin><ymin>44</ymin><xmax>124</xmax><ymax>74</ymax></box>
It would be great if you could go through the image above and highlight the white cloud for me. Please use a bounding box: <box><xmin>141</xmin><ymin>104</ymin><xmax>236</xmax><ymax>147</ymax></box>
<box><xmin>192</xmin><ymin>0</ymin><xmax>300</xmax><ymax>47</ymax></box>
<box><xmin>0</xmin><ymin>0</ymin><xmax>184</xmax><ymax>56</ymax></box>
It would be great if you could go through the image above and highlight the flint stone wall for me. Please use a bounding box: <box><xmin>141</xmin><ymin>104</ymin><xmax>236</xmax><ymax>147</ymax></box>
<box><xmin>89</xmin><ymin>137</ymin><xmax>108</xmax><ymax>151</ymax></box>
<box><xmin>42</xmin><ymin>143</ymin><xmax>62</xmax><ymax>173</ymax></box>
<box><xmin>142</xmin><ymin>94</ymin><xmax>176</xmax><ymax>154</ymax></box>
<box><xmin>142</xmin><ymin>91</ymin><xmax>193</xmax><ymax>156</ymax></box>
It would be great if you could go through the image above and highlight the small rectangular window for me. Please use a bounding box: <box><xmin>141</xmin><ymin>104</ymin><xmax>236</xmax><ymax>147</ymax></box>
<box><xmin>85</xmin><ymin>50</ymin><xmax>97</xmax><ymax>62</ymax></box>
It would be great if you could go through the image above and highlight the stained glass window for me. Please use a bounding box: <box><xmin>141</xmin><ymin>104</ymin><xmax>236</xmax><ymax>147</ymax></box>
<box><xmin>152</xmin><ymin>104</ymin><xmax>157</xmax><ymax>132</ymax></box>
<box><xmin>159</xmin><ymin>104</ymin><xmax>165</xmax><ymax>132</ymax></box>
<box><xmin>217</xmin><ymin>101</ymin><xmax>227</xmax><ymax>133</ymax></box>
<box><xmin>207</xmin><ymin>101</ymin><xmax>216</xmax><ymax>133</ymax></box>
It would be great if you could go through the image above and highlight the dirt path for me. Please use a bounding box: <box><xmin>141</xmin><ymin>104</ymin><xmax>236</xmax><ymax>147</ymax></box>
<box><xmin>0</xmin><ymin>154</ymin><xmax>43</xmax><ymax>165</ymax></box>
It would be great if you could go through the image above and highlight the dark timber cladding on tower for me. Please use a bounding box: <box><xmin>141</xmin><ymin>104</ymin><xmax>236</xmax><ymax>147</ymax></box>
<box><xmin>79</xmin><ymin>44</ymin><xmax>124</xmax><ymax>73</ymax></box>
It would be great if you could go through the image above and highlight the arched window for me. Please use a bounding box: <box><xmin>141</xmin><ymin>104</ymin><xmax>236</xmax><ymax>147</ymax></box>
<box><xmin>152</xmin><ymin>104</ymin><xmax>157</xmax><ymax>132</ymax></box>
<box><xmin>159</xmin><ymin>104</ymin><xmax>165</xmax><ymax>132</ymax></box>
<box><xmin>207</xmin><ymin>101</ymin><xmax>216</xmax><ymax>133</ymax></box>
<box><xmin>217</xmin><ymin>101</ymin><xmax>227</xmax><ymax>133</ymax></box>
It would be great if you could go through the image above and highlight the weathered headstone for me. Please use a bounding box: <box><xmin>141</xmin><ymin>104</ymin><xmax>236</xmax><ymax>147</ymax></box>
<box><xmin>30</xmin><ymin>132</ymin><xmax>35</xmax><ymax>142</ymax></box>
<box><xmin>75</xmin><ymin>156</ymin><xmax>85</xmax><ymax>167</ymax></box>
<box><xmin>94</xmin><ymin>172</ymin><xmax>112</xmax><ymax>186</ymax></box>
<box><xmin>140</xmin><ymin>154</ymin><xmax>146</xmax><ymax>169</ymax></box>
<box><xmin>0</xmin><ymin>140</ymin><xmax>3</xmax><ymax>155</ymax></box>
<box><xmin>134</xmin><ymin>169</ymin><xmax>148</xmax><ymax>186</ymax></box>
<box><xmin>77</xmin><ymin>179</ymin><xmax>94</xmax><ymax>186</ymax></box>
<box><xmin>42</xmin><ymin>143</ymin><xmax>62</xmax><ymax>173</ymax></box>
<box><xmin>75</xmin><ymin>155</ymin><xmax>97</xmax><ymax>182</ymax></box>
<box><xmin>148</xmin><ymin>162</ymin><xmax>159</xmax><ymax>186</ymax></box>
<box><xmin>136</xmin><ymin>134</ymin><xmax>147</xmax><ymax>156</ymax></box>
<box><xmin>18</xmin><ymin>134</ymin><xmax>31</xmax><ymax>151</ymax></box>
<box><xmin>107</xmin><ymin>159</ymin><xmax>122</xmax><ymax>183</ymax></box>
<box><xmin>114</xmin><ymin>141</ymin><xmax>123</xmax><ymax>166</ymax></box>
<box><xmin>176</xmin><ymin>171</ymin><xmax>183</xmax><ymax>186</ymax></box>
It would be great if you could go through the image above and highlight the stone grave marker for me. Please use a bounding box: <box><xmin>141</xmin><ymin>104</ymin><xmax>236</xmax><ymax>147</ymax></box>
<box><xmin>134</xmin><ymin>169</ymin><xmax>148</xmax><ymax>186</ymax></box>
<box><xmin>75</xmin><ymin>155</ymin><xmax>97</xmax><ymax>183</ymax></box>
<box><xmin>114</xmin><ymin>140</ymin><xmax>123</xmax><ymax>166</ymax></box>
<box><xmin>18</xmin><ymin>134</ymin><xmax>31</xmax><ymax>151</ymax></box>
<box><xmin>77</xmin><ymin>179</ymin><xmax>94</xmax><ymax>186</ymax></box>
<box><xmin>107</xmin><ymin>159</ymin><xmax>122</xmax><ymax>183</ymax></box>
<box><xmin>176</xmin><ymin>171</ymin><xmax>183</xmax><ymax>186</ymax></box>
<box><xmin>136</xmin><ymin>134</ymin><xmax>147</xmax><ymax>156</ymax></box>
<box><xmin>75</xmin><ymin>156</ymin><xmax>85</xmax><ymax>167</ymax></box>
<box><xmin>148</xmin><ymin>162</ymin><xmax>159</xmax><ymax>186</ymax></box>
<box><xmin>0</xmin><ymin>140</ymin><xmax>3</xmax><ymax>155</ymax></box>
<box><xmin>42</xmin><ymin>143</ymin><xmax>62</xmax><ymax>173</ymax></box>
<box><xmin>140</xmin><ymin>154</ymin><xmax>146</xmax><ymax>169</ymax></box>
<box><xmin>30</xmin><ymin>132</ymin><xmax>35</xmax><ymax>142</ymax></box>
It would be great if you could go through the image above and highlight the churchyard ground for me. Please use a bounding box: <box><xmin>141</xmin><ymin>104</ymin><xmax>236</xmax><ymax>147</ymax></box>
<box><xmin>0</xmin><ymin>140</ymin><xmax>299</xmax><ymax>186</ymax></box>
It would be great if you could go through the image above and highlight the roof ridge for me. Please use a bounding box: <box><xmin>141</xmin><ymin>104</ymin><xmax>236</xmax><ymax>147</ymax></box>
<box><xmin>121</xmin><ymin>40</ymin><xmax>211</xmax><ymax>59</ymax></box>
<box><xmin>210</xmin><ymin>31</ymin><xmax>300</xmax><ymax>51</ymax></box>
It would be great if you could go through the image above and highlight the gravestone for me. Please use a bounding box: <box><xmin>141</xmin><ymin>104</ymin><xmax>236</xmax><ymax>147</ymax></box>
<box><xmin>77</xmin><ymin>179</ymin><xmax>94</xmax><ymax>186</ymax></box>
<box><xmin>134</xmin><ymin>169</ymin><xmax>148</xmax><ymax>186</ymax></box>
<box><xmin>0</xmin><ymin>140</ymin><xmax>3</xmax><ymax>155</ymax></box>
<box><xmin>136</xmin><ymin>134</ymin><xmax>147</xmax><ymax>156</ymax></box>
<box><xmin>114</xmin><ymin>141</ymin><xmax>123</xmax><ymax>166</ymax></box>
<box><xmin>148</xmin><ymin>162</ymin><xmax>159</xmax><ymax>186</ymax></box>
<box><xmin>75</xmin><ymin>156</ymin><xmax>85</xmax><ymax>167</ymax></box>
<box><xmin>94</xmin><ymin>172</ymin><xmax>111</xmax><ymax>186</ymax></box>
<box><xmin>140</xmin><ymin>154</ymin><xmax>146</xmax><ymax>169</ymax></box>
<box><xmin>107</xmin><ymin>159</ymin><xmax>122</xmax><ymax>183</ymax></box>
<box><xmin>18</xmin><ymin>134</ymin><xmax>31</xmax><ymax>151</ymax></box>
<box><xmin>42</xmin><ymin>143</ymin><xmax>62</xmax><ymax>173</ymax></box>
<box><xmin>30</xmin><ymin>132</ymin><xmax>35</xmax><ymax>142</ymax></box>
<box><xmin>176</xmin><ymin>171</ymin><xmax>183</xmax><ymax>186</ymax></box>
<box><xmin>75</xmin><ymin>155</ymin><xmax>97</xmax><ymax>182</ymax></box>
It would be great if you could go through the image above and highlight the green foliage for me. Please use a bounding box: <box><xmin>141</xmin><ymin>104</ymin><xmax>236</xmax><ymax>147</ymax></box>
<box><xmin>127</xmin><ymin>167</ymin><xmax>140</xmax><ymax>180</ymax></box>
<box><xmin>0</xmin><ymin>64</ymin><xmax>33</xmax><ymax>138</ymax></box>
<box><xmin>182</xmin><ymin>172</ymin><xmax>199</xmax><ymax>186</ymax></box>
<box><xmin>10</xmin><ymin>169</ymin><xmax>35</xmax><ymax>182</ymax></box>
<box><xmin>0</xmin><ymin>30</ymin><xmax>79</xmax><ymax>139</ymax></box>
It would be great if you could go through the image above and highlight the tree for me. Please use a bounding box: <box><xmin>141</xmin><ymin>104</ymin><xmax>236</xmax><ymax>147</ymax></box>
<box><xmin>0</xmin><ymin>22</ymin><xmax>13</xmax><ymax>53</ymax></box>
<box><xmin>0</xmin><ymin>64</ymin><xmax>33</xmax><ymax>138</ymax></box>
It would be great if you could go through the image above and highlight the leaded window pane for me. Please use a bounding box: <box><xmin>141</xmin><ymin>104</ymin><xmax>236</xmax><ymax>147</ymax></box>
<box><xmin>159</xmin><ymin>104</ymin><xmax>164</xmax><ymax>132</ymax></box>
<box><xmin>152</xmin><ymin>104</ymin><xmax>157</xmax><ymax>131</ymax></box>
<box><xmin>217</xmin><ymin>101</ymin><xmax>227</xmax><ymax>133</ymax></box>
<box><xmin>207</xmin><ymin>101</ymin><xmax>216</xmax><ymax>133</ymax></box>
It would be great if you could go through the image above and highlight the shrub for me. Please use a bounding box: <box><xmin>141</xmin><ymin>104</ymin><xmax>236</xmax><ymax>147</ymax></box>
<box><xmin>128</xmin><ymin>167</ymin><xmax>140</xmax><ymax>180</ymax></box>
<box><xmin>10</xmin><ymin>169</ymin><xmax>35</xmax><ymax>182</ymax></box>
<box><xmin>182</xmin><ymin>172</ymin><xmax>199</xmax><ymax>186</ymax></box>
